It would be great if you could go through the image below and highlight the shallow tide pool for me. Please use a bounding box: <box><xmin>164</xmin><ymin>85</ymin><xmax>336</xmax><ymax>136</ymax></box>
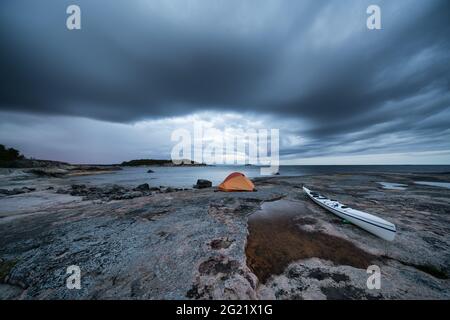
<box><xmin>245</xmin><ymin>199</ymin><xmax>376</xmax><ymax>283</ymax></box>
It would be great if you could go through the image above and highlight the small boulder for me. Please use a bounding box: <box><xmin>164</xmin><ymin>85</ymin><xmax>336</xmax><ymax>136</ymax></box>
<box><xmin>164</xmin><ymin>187</ymin><xmax>175</xmax><ymax>193</ymax></box>
<box><xmin>71</xmin><ymin>184</ymin><xmax>86</xmax><ymax>190</ymax></box>
<box><xmin>56</xmin><ymin>188</ymin><xmax>67</xmax><ymax>194</ymax></box>
<box><xmin>107</xmin><ymin>185</ymin><xmax>124</xmax><ymax>194</ymax></box>
<box><xmin>194</xmin><ymin>179</ymin><xmax>212</xmax><ymax>189</ymax></box>
<box><xmin>120</xmin><ymin>191</ymin><xmax>143</xmax><ymax>199</ymax></box>
<box><xmin>134</xmin><ymin>183</ymin><xmax>150</xmax><ymax>191</ymax></box>
<box><xmin>147</xmin><ymin>169</ymin><xmax>154</xmax><ymax>173</ymax></box>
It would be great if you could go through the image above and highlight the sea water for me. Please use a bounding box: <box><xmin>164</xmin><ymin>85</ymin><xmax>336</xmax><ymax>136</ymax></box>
<box><xmin>66</xmin><ymin>165</ymin><xmax>450</xmax><ymax>188</ymax></box>
<box><xmin>2</xmin><ymin>165</ymin><xmax>450</xmax><ymax>189</ymax></box>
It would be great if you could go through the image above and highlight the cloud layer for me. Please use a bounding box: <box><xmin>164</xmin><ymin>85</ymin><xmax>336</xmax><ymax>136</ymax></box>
<box><xmin>0</xmin><ymin>0</ymin><xmax>449</xmax><ymax>163</ymax></box>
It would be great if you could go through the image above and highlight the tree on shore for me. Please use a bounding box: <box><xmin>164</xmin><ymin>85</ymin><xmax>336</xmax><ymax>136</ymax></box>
<box><xmin>0</xmin><ymin>144</ymin><xmax>25</xmax><ymax>162</ymax></box>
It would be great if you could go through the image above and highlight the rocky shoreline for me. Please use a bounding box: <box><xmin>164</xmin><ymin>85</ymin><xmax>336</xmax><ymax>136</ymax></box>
<box><xmin>55</xmin><ymin>183</ymin><xmax>186</xmax><ymax>202</ymax></box>
<box><xmin>0</xmin><ymin>171</ymin><xmax>449</xmax><ymax>299</ymax></box>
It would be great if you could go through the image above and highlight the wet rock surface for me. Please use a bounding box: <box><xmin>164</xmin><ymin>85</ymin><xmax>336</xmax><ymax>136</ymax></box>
<box><xmin>0</xmin><ymin>172</ymin><xmax>449</xmax><ymax>299</ymax></box>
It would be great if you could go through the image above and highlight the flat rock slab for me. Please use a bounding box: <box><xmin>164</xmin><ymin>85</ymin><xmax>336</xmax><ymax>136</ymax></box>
<box><xmin>0</xmin><ymin>172</ymin><xmax>449</xmax><ymax>299</ymax></box>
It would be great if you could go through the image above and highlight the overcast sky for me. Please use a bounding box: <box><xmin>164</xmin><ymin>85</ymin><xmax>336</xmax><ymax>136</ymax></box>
<box><xmin>0</xmin><ymin>0</ymin><xmax>449</xmax><ymax>164</ymax></box>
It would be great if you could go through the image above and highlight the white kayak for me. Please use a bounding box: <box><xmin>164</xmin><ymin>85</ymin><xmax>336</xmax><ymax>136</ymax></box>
<box><xmin>303</xmin><ymin>186</ymin><xmax>396</xmax><ymax>241</ymax></box>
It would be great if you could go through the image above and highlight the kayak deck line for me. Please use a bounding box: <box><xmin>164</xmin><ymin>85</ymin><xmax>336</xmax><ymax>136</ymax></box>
<box><xmin>322</xmin><ymin>204</ymin><xmax>396</xmax><ymax>233</ymax></box>
<box><xmin>303</xmin><ymin>186</ymin><xmax>396</xmax><ymax>241</ymax></box>
<box><xmin>305</xmin><ymin>187</ymin><xmax>395</xmax><ymax>231</ymax></box>
<box><xmin>315</xmin><ymin>198</ymin><xmax>395</xmax><ymax>231</ymax></box>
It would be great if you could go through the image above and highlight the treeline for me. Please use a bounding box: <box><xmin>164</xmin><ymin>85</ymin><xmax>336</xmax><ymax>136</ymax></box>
<box><xmin>121</xmin><ymin>159</ymin><xmax>173</xmax><ymax>166</ymax></box>
<box><xmin>0</xmin><ymin>144</ymin><xmax>25</xmax><ymax>163</ymax></box>
<box><xmin>120</xmin><ymin>159</ymin><xmax>206</xmax><ymax>166</ymax></box>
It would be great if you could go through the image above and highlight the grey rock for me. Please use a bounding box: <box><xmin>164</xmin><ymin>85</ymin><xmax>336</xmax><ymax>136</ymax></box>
<box><xmin>26</xmin><ymin>168</ymin><xmax>68</xmax><ymax>177</ymax></box>
<box><xmin>134</xmin><ymin>183</ymin><xmax>150</xmax><ymax>192</ymax></box>
<box><xmin>71</xmin><ymin>184</ymin><xmax>86</xmax><ymax>189</ymax></box>
<box><xmin>56</xmin><ymin>188</ymin><xmax>67</xmax><ymax>194</ymax></box>
<box><xmin>0</xmin><ymin>187</ymin><xmax>35</xmax><ymax>196</ymax></box>
<box><xmin>1</xmin><ymin>172</ymin><xmax>449</xmax><ymax>300</ymax></box>
<box><xmin>57</xmin><ymin>183</ymin><xmax>160</xmax><ymax>202</ymax></box>
<box><xmin>194</xmin><ymin>179</ymin><xmax>212</xmax><ymax>189</ymax></box>
<box><xmin>121</xmin><ymin>191</ymin><xmax>143</xmax><ymax>199</ymax></box>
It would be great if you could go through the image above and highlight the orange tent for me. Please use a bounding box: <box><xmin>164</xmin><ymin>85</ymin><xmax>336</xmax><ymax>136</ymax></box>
<box><xmin>218</xmin><ymin>172</ymin><xmax>255</xmax><ymax>192</ymax></box>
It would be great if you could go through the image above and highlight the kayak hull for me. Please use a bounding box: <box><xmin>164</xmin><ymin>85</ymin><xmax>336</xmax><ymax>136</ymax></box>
<box><xmin>303</xmin><ymin>187</ymin><xmax>396</xmax><ymax>241</ymax></box>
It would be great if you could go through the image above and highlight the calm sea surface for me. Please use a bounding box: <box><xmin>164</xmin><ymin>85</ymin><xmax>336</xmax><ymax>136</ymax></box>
<box><xmin>65</xmin><ymin>165</ymin><xmax>450</xmax><ymax>188</ymax></box>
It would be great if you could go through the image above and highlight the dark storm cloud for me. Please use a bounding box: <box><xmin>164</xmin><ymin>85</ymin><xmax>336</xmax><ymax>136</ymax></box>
<box><xmin>0</xmin><ymin>0</ymin><xmax>449</xmax><ymax>161</ymax></box>
<box><xmin>0</xmin><ymin>0</ymin><xmax>284</xmax><ymax>121</ymax></box>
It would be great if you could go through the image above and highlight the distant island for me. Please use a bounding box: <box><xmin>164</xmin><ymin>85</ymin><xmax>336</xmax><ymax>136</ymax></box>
<box><xmin>0</xmin><ymin>144</ymin><xmax>122</xmax><ymax>177</ymax></box>
<box><xmin>0</xmin><ymin>144</ymin><xmax>207</xmax><ymax>169</ymax></box>
<box><xmin>0</xmin><ymin>144</ymin><xmax>69</xmax><ymax>168</ymax></box>
<box><xmin>120</xmin><ymin>159</ymin><xmax>207</xmax><ymax>167</ymax></box>
<box><xmin>0</xmin><ymin>144</ymin><xmax>25</xmax><ymax>167</ymax></box>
